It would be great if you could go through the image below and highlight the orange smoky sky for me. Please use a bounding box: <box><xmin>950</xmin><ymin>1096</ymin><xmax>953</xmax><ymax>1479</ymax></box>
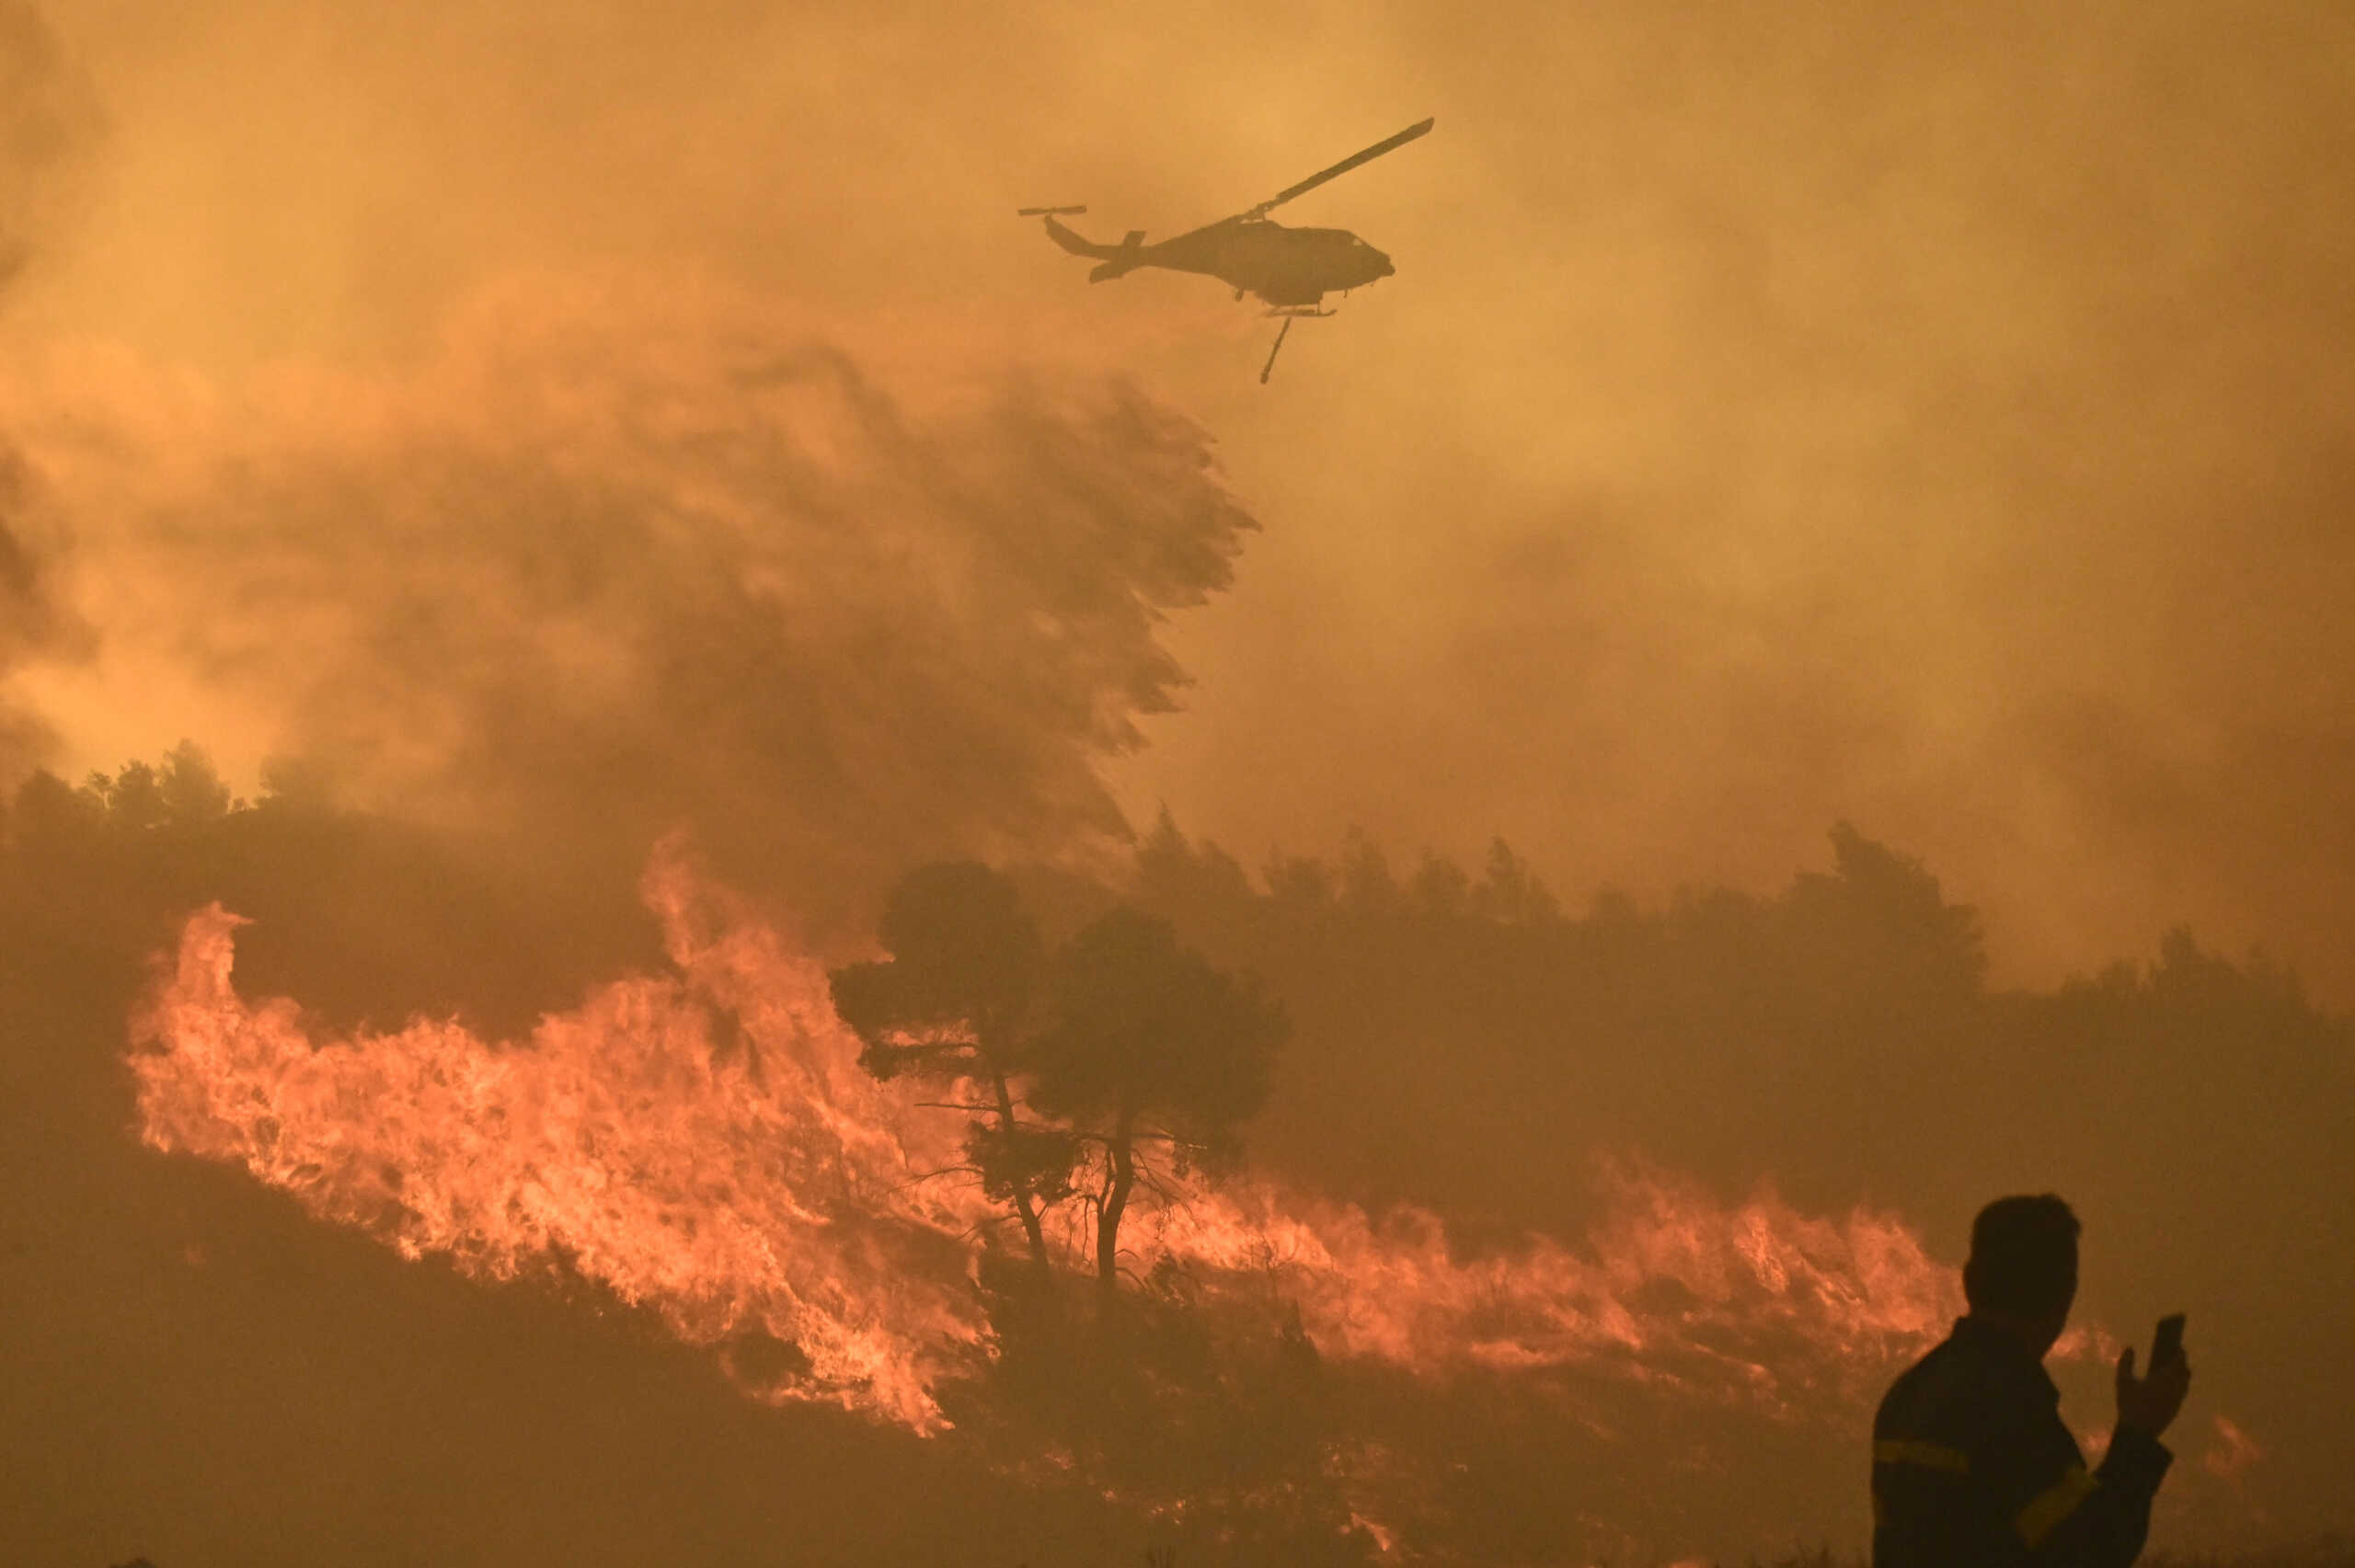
<box><xmin>5</xmin><ymin>0</ymin><xmax>2353</xmax><ymax>996</ymax></box>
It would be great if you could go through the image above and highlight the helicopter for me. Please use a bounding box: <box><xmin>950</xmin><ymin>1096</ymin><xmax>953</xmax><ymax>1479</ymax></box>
<box><xmin>1020</xmin><ymin>117</ymin><xmax>1433</xmax><ymax>382</ymax></box>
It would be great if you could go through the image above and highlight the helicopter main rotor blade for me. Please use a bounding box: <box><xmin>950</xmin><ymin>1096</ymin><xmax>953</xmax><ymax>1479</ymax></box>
<box><xmin>1244</xmin><ymin>117</ymin><xmax>1433</xmax><ymax>219</ymax></box>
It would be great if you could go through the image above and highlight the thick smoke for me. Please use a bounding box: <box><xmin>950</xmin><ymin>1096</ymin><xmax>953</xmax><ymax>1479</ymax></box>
<box><xmin>0</xmin><ymin>446</ymin><xmax>73</xmax><ymax>781</ymax></box>
<box><xmin>2</xmin><ymin>277</ymin><xmax>1254</xmax><ymax>914</ymax></box>
<box><xmin>0</xmin><ymin>1</ymin><xmax>93</xmax><ymax>292</ymax></box>
<box><xmin>0</xmin><ymin>1</ymin><xmax>98</xmax><ymax>784</ymax></box>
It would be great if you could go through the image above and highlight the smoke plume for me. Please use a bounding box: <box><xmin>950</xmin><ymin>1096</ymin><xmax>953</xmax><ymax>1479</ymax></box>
<box><xmin>0</xmin><ymin>445</ymin><xmax>74</xmax><ymax>781</ymax></box>
<box><xmin>0</xmin><ymin>1</ymin><xmax>95</xmax><ymax>292</ymax></box>
<box><xmin>0</xmin><ymin>0</ymin><xmax>98</xmax><ymax>784</ymax></box>
<box><xmin>2</xmin><ymin>276</ymin><xmax>1255</xmax><ymax>915</ymax></box>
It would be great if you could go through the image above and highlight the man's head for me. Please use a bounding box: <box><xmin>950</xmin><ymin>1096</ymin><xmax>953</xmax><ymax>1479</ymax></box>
<box><xmin>1963</xmin><ymin>1194</ymin><xmax>2080</xmax><ymax>1355</ymax></box>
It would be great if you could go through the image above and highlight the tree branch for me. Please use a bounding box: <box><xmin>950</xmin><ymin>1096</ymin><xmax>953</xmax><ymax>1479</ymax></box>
<box><xmin>895</xmin><ymin>1162</ymin><xmax>982</xmax><ymax>1188</ymax></box>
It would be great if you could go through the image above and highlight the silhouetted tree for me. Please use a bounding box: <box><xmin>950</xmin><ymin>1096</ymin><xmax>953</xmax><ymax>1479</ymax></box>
<box><xmin>156</xmin><ymin>738</ymin><xmax>236</xmax><ymax>823</ymax></box>
<box><xmin>1407</xmin><ymin>850</ymin><xmax>1469</xmax><ymax>920</ymax></box>
<box><xmin>1134</xmin><ymin>807</ymin><xmax>1254</xmax><ymax>927</ymax></box>
<box><xmin>829</xmin><ymin>862</ymin><xmax>1074</xmax><ymax>1282</ymax></box>
<box><xmin>1028</xmin><ymin>908</ymin><xmax>1286</xmax><ymax>1318</ymax></box>
<box><xmin>1780</xmin><ymin>820</ymin><xmax>1985</xmax><ymax>1003</ymax></box>
<box><xmin>6</xmin><ymin>764</ymin><xmax>99</xmax><ymax>843</ymax></box>
<box><xmin>1263</xmin><ymin>850</ymin><xmax>1335</xmax><ymax>916</ymax></box>
<box><xmin>1338</xmin><ymin>828</ymin><xmax>1400</xmax><ymax>918</ymax></box>
<box><xmin>86</xmin><ymin>758</ymin><xmax>170</xmax><ymax>832</ymax></box>
<box><xmin>1468</xmin><ymin>837</ymin><xmax>1559</xmax><ymax>924</ymax></box>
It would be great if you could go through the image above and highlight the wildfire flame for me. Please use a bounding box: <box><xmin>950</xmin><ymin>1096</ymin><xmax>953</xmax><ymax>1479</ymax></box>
<box><xmin>1118</xmin><ymin>1170</ymin><xmax>1961</xmax><ymax>1415</ymax></box>
<box><xmin>132</xmin><ymin>857</ymin><xmax>994</xmax><ymax>1431</ymax></box>
<box><xmin>132</xmin><ymin>853</ymin><xmax>1977</xmax><ymax>1435</ymax></box>
<box><xmin>2202</xmin><ymin>1414</ymin><xmax>2263</xmax><ymax>1480</ymax></box>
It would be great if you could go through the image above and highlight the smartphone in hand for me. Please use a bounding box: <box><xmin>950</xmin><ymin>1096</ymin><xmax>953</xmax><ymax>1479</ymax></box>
<box><xmin>2150</xmin><ymin>1312</ymin><xmax>2187</xmax><ymax>1372</ymax></box>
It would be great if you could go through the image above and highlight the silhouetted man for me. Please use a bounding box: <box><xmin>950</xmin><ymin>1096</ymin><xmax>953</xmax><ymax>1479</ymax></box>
<box><xmin>1872</xmin><ymin>1195</ymin><xmax>2192</xmax><ymax>1568</ymax></box>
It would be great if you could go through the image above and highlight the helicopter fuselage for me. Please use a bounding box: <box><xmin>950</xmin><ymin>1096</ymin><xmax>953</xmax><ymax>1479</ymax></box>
<box><xmin>1047</xmin><ymin>214</ymin><xmax>1392</xmax><ymax>309</ymax></box>
<box><xmin>1151</xmin><ymin>218</ymin><xmax>1394</xmax><ymax>306</ymax></box>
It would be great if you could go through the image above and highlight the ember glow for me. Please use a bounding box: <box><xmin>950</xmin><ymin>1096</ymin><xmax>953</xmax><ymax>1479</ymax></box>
<box><xmin>135</xmin><ymin>853</ymin><xmax>1984</xmax><ymax>1439</ymax></box>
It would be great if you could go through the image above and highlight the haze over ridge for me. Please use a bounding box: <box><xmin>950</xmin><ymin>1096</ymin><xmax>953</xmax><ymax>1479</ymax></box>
<box><xmin>4</xmin><ymin>0</ymin><xmax>2351</xmax><ymax>998</ymax></box>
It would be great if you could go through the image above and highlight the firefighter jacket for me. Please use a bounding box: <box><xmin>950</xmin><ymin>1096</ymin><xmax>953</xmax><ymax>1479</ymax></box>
<box><xmin>1873</xmin><ymin>1317</ymin><xmax>2173</xmax><ymax>1568</ymax></box>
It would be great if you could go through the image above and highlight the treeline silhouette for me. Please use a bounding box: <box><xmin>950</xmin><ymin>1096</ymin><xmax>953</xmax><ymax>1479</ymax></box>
<box><xmin>5</xmin><ymin>747</ymin><xmax>2349</xmax><ymax>1562</ymax></box>
<box><xmin>1106</xmin><ymin>808</ymin><xmax>2349</xmax><ymax>1259</ymax></box>
<box><xmin>0</xmin><ymin>743</ymin><xmax>664</xmax><ymax>1041</ymax></box>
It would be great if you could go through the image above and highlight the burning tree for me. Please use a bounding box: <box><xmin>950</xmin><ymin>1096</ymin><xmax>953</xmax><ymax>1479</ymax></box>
<box><xmin>831</xmin><ymin>869</ymin><xmax>1288</xmax><ymax>1322</ymax></box>
<box><xmin>828</xmin><ymin>862</ymin><xmax>1074</xmax><ymax>1285</ymax></box>
<box><xmin>1028</xmin><ymin>907</ymin><xmax>1286</xmax><ymax>1319</ymax></box>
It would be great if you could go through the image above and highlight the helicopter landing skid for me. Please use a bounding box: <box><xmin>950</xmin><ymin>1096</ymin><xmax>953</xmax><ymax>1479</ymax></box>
<box><xmin>1258</xmin><ymin>305</ymin><xmax>1336</xmax><ymax>383</ymax></box>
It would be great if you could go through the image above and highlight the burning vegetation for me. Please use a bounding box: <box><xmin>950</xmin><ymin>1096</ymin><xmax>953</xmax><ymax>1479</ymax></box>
<box><xmin>128</xmin><ymin>844</ymin><xmax>1968</xmax><ymax>1434</ymax></box>
<box><xmin>5</xmin><ymin>751</ymin><xmax>2339</xmax><ymax>1562</ymax></box>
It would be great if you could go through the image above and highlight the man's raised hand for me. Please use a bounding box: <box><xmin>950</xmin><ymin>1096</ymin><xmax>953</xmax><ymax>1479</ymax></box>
<box><xmin>2115</xmin><ymin>1342</ymin><xmax>2192</xmax><ymax>1438</ymax></box>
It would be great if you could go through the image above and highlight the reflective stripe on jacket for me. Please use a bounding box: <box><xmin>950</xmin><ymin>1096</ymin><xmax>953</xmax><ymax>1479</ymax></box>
<box><xmin>1873</xmin><ymin>1318</ymin><xmax>2172</xmax><ymax>1568</ymax></box>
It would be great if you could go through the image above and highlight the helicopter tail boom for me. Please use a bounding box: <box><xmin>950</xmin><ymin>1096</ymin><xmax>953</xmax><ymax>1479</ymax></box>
<box><xmin>1041</xmin><ymin>213</ymin><xmax>1121</xmax><ymax>258</ymax></box>
<box><xmin>1042</xmin><ymin>216</ymin><xmax>1153</xmax><ymax>280</ymax></box>
<box><xmin>1089</xmin><ymin>231</ymin><xmax>1151</xmax><ymax>281</ymax></box>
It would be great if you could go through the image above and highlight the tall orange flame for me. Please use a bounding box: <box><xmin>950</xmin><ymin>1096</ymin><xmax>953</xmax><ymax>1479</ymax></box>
<box><xmin>132</xmin><ymin>854</ymin><xmax>1976</xmax><ymax>1436</ymax></box>
<box><xmin>132</xmin><ymin>859</ymin><xmax>994</xmax><ymax>1431</ymax></box>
